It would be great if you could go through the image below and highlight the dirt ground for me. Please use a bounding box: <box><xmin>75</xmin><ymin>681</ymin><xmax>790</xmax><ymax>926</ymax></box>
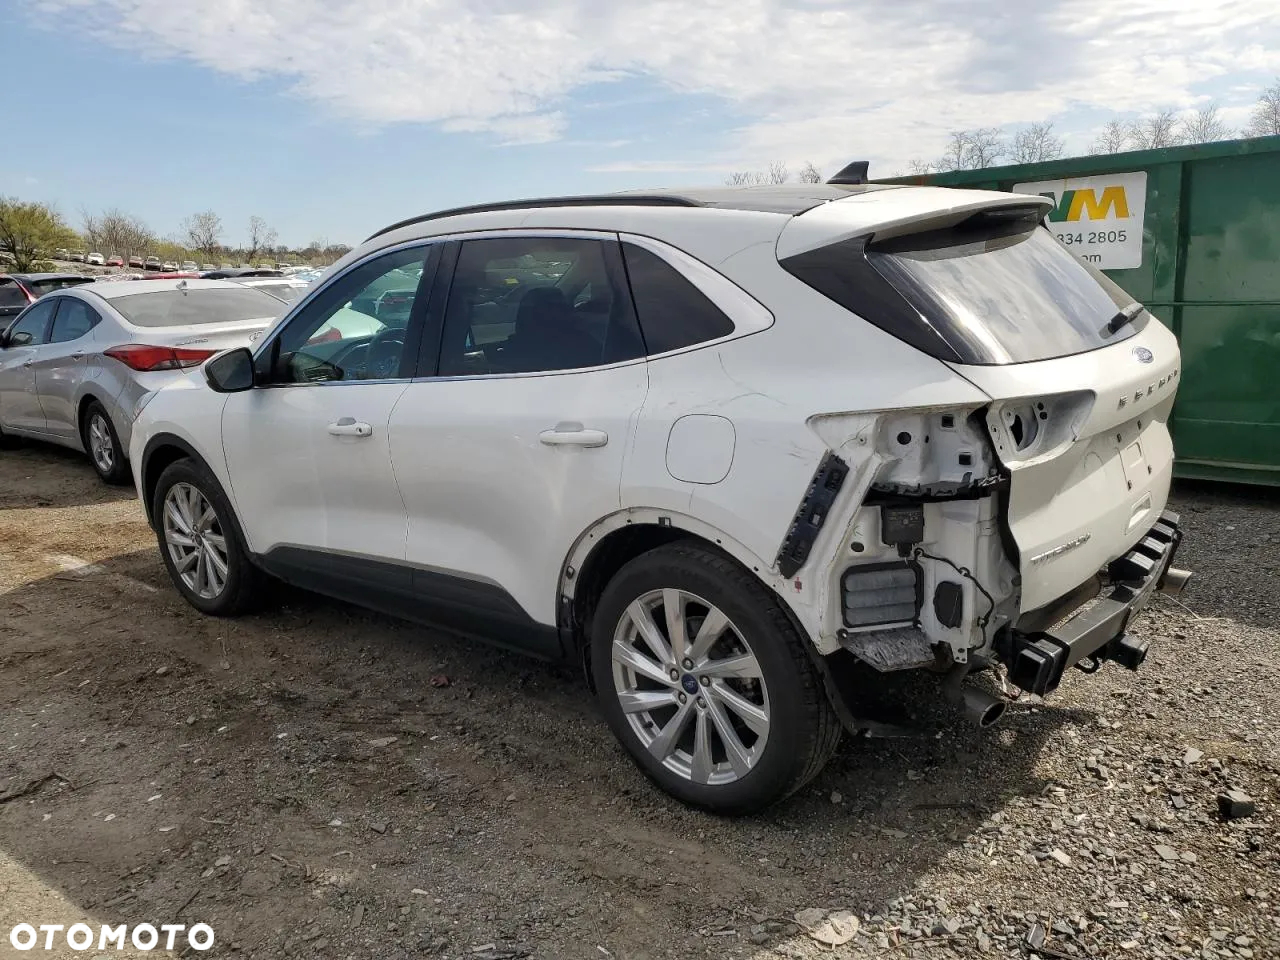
<box><xmin>0</xmin><ymin>443</ymin><xmax>1277</xmax><ymax>960</ymax></box>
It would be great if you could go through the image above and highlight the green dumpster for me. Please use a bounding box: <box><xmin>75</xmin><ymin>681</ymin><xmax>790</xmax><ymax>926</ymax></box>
<box><xmin>879</xmin><ymin>135</ymin><xmax>1280</xmax><ymax>486</ymax></box>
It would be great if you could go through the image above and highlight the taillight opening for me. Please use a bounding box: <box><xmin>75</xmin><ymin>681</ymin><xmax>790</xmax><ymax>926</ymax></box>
<box><xmin>104</xmin><ymin>344</ymin><xmax>217</xmax><ymax>372</ymax></box>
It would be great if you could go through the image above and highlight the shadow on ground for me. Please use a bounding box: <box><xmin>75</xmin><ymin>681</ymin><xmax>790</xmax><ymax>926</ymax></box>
<box><xmin>0</xmin><ymin>442</ymin><xmax>136</xmax><ymax>510</ymax></box>
<box><xmin>0</xmin><ymin>548</ymin><xmax>1085</xmax><ymax>958</ymax></box>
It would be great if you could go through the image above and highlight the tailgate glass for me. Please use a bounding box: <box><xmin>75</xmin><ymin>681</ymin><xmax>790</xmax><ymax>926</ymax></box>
<box><xmin>868</xmin><ymin>221</ymin><xmax>1140</xmax><ymax>365</ymax></box>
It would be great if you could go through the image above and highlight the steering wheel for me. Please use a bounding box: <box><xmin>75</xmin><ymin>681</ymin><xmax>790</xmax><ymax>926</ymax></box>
<box><xmin>361</xmin><ymin>328</ymin><xmax>406</xmax><ymax>379</ymax></box>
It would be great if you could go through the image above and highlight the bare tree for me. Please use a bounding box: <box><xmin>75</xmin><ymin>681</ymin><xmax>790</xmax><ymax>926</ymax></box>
<box><xmin>797</xmin><ymin>161</ymin><xmax>824</xmax><ymax>184</ymax></box>
<box><xmin>908</xmin><ymin>158</ymin><xmax>936</xmax><ymax>175</ymax></box>
<box><xmin>1010</xmin><ymin>122</ymin><xmax>1064</xmax><ymax>163</ymax></box>
<box><xmin>1091</xmin><ymin>119</ymin><xmax>1131</xmax><ymax>155</ymax></box>
<box><xmin>82</xmin><ymin>209</ymin><xmax>103</xmax><ymax>252</ymax></box>
<box><xmin>1128</xmin><ymin>109</ymin><xmax>1183</xmax><ymax>150</ymax></box>
<box><xmin>766</xmin><ymin>160</ymin><xmax>790</xmax><ymax>185</ymax></box>
<box><xmin>182</xmin><ymin>210</ymin><xmax>223</xmax><ymax>260</ymax></box>
<box><xmin>1180</xmin><ymin>104</ymin><xmax>1231</xmax><ymax>144</ymax></box>
<box><xmin>725</xmin><ymin>170</ymin><xmax>767</xmax><ymax>186</ymax></box>
<box><xmin>246</xmin><ymin>215</ymin><xmax>278</xmax><ymax>265</ymax></box>
<box><xmin>85</xmin><ymin>208</ymin><xmax>152</xmax><ymax>259</ymax></box>
<box><xmin>1246</xmin><ymin>80</ymin><xmax>1280</xmax><ymax>137</ymax></box>
<box><xmin>936</xmin><ymin>131</ymin><xmax>972</xmax><ymax>171</ymax></box>
<box><xmin>966</xmin><ymin>128</ymin><xmax>1005</xmax><ymax>168</ymax></box>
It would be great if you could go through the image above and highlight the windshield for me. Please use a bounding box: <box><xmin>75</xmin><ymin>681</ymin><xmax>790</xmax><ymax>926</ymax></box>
<box><xmin>29</xmin><ymin>277</ymin><xmax>93</xmax><ymax>296</ymax></box>
<box><xmin>109</xmin><ymin>288</ymin><xmax>283</xmax><ymax>327</ymax></box>
<box><xmin>867</xmin><ymin>223</ymin><xmax>1139</xmax><ymax>364</ymax></box>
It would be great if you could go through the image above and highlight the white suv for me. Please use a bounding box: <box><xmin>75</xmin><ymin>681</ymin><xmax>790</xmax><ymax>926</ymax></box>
<box><xmin>130</xmin><ymin>180</ymin><xmax>1189</xmax><ymax>813</ymax></box>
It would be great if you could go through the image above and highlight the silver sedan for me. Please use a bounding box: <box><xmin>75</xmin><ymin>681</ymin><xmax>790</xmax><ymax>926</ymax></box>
<box><xmin>0</xmin><ymin>279</ymin><xmax>283</xmax><ymax>483</ymax></box>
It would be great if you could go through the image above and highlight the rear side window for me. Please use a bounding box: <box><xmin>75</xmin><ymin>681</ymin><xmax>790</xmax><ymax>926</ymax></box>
<box><xmin>621</xmin><ymin>243</ymin><xmax>734</xmax><ymax>354</ymax></box>
<box><xmin>0</xmin><ymin>280</ymin><xmax>27</xmax><ymax>307</ymax></box>
<box><xmin>109</xmin><ymin>288</ymin><xmax>283</xmax><ymax>327</ymax></box>
<box><xmin>781</xmin><ymin>214</ymin><xmax>1140</xmax><ymax>365</ymax></box>
<box><xmin>49</xmin><ymin>299</ymin><xmax>100</xmax><ymax>343</ymax></box>
<box><xmin>438</xmin><ymin>236</ymin><xmax>644</xmax><ymax>376</ymax></box>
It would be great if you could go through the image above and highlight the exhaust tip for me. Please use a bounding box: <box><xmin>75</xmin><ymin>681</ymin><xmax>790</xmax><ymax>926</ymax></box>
<box><xmin>1160</xmin><ymin>567</ymin><xmax>1192</xmax><ymax>596</ymax></box>
<box><xmin>976</xmin><ymin>698</ymin><xmax>1006</xmax><ymax>728</ymax></box>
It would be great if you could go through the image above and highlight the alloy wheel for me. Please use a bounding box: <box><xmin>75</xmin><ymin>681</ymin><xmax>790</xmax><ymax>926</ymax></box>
<box><xmin>88</xmin><ymin>412</ymin><xmax>114</xmax><ymax>474</ymax></box>
<box><xmin>611</xmin><ymin>588</ymin><xmax>770</xmax><ymax>785</ymax></box>
<box><xmin>162</xmin><ymin>482</ymin><xmax>229</xmax><ymax>600</ymax></box>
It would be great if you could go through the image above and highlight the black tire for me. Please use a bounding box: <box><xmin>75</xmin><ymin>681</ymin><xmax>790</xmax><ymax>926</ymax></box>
<box><xmin>81</xmin><ymin>400</ymin><xmax>130</xmax><ymax>484</ymax></box>
<box><xmin>152</xmin><ymin>457</ymin><xmax>263</xmax><ymax>616</ymax></box>
<box><xmin>591</xmin><ymin>542</ymin><xmax>841</xmax><ymax>814</ymax></box>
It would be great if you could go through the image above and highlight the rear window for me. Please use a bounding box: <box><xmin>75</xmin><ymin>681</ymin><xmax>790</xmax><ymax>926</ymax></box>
<box><xmin>109</xmin><ymin>288</ymin><xmax>283</xmax><ymax>327</ymax></box>
<box><xmin>28</xmin><ymin>277</ymin><xmax>93</xmax><ymax>297</ymax></box>
<box><xmin>782</xmin><ymin>215</ymin><xmax>1141</xmax><ymax>365</ymax></box>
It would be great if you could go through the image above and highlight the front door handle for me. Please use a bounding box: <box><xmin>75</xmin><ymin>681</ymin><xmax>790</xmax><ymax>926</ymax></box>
<box><xmin>22</xmin><ymin>359</ymin><xmax>33</xmax><ymax>368</ymax></box>
<box><xmin>327</xmin><ymin>417</ymin><xmax>373</xmax><ymax>437</ymax></box>
<box><xmin>539</xmin><ymin>422</ymin><xmax>608</xmax><ymax>448</ymax></box>
<box><xmin>71</xmin><ymin>351</ymin><xmax>85</xmax><ymax>360</ymax></box>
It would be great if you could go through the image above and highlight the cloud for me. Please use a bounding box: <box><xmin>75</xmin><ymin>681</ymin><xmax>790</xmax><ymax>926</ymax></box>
<box><xmin>31</xmin><ymin>0</ymin><xmax>1280</xmax><ymax>175</ymax></box>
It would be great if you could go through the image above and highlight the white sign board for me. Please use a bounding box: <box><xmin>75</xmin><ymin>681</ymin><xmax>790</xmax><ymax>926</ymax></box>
<box><xmin>1011</xmin><ymin>171</ymin><xmax>1147</xmax><ymax>270</ymax></box>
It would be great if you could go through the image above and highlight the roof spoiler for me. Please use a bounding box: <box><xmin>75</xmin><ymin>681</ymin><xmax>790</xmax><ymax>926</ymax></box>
<box><xmin>827</xmin><ymin>161</ymin><xmax>869</xmax><ymax>186</ymax></box>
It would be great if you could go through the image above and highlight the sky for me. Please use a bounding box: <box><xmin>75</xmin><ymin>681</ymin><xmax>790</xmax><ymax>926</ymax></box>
<box><xmin>5</xmin><ymin>0</ymin><xmax>1280</xmax><ymax>248</ymax></box>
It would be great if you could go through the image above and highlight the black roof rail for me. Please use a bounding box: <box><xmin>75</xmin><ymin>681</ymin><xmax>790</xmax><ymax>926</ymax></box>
<box><xmin>827</xmin><ymin>161</ymin><xmax>869</xmax><ymax>186</ymax></box>
<box><xmin>365</xmin><ymin>194</ymin><xmax>704</xmax><ymax>242</ymax></box>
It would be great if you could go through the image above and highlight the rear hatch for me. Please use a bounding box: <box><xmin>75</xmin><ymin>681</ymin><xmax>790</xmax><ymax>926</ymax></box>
<box><xmin>779</xmin><ymin>191</ymin><xmax>1181</xmax><ymax>612</ymax></box>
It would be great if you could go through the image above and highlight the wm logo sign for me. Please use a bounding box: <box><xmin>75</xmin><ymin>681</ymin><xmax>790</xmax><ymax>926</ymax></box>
<box><xmin>1039</xmin><ymin>186</ymin><xmax>1130</xmax><ymax>222</ymax></box>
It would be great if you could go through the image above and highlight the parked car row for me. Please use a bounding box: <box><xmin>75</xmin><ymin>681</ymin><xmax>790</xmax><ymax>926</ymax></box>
<box><xmin>2</xmin><ymin>182</ymin><xmax>1190</xmax><ymax>813</ymax></box>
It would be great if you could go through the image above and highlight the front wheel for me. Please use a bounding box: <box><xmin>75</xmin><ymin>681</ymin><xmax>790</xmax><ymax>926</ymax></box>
<box><xmin>153</xmin><ymin>458</ymin><xmax>262</xmax><ymax>615</ymax></box>
<box><xmin>591</xmin><ymin>543</ymin><xmax>841</xmax><ymax>814</ymax></box>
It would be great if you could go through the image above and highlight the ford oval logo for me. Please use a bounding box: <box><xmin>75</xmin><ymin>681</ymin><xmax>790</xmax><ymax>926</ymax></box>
<box><xmin>1133</xmin><ymin>346</ymin><xmax>1154</xmax><ymax>364</ymax></box>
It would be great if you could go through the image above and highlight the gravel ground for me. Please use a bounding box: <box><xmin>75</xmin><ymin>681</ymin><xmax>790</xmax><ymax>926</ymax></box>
<box><xmin>0</xmin><ymin>443</ymin><xmax>1276</xmax><ymax>960</ymax></box>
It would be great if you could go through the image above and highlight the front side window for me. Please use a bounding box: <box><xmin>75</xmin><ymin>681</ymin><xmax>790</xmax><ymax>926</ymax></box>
<box><xmin>49</xmin><ymin>299</ymin><xmax>100</xmax><ymax>343</ymax></box>
<box><xmin>265</xmin><ymin>246</ymin><xmax>429</xmax><ymax>384</ymax></box>
<box><xmin>5</xmin><ymin>299</ymin><xmax>57</xmax><ymax>346</ymax></box>
<box><xmin>438</xmin><ymin>236</ymin><xmax>643</xmax><ymax>376</ymax></box>
<box><xmin>621</xmin><ymin>243</ymin><xmax>735</xmax><ymax>354</ymax></box>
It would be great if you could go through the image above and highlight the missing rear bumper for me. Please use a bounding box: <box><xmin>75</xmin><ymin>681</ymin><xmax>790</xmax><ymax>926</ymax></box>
<box><xmin>1005</xmin><ymin>510</ymin><xmax>1185</xmax><ymax>696</ymax></box>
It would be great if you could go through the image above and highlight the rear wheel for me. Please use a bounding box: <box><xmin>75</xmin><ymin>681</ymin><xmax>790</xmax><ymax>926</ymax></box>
<box><xmin>81</xmin><ymin>401</ymin><xmax>130</xmax><ymax>484</ymax></box>
<box><xmin>153</xmin><ymin>458</ymin><xmax>262</xmax><ymax>615</ymax></box>
<box><xmin>591</xmin><ymin>542</ymin><xmax>841</xmax><ymax>814</ymax></box>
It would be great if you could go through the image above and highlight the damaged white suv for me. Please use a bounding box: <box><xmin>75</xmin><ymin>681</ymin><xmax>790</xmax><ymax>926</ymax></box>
<box><xmin>130</xmin><ymin>174</ymin><xmax>1189</xmax><ymax>813</ymax></box>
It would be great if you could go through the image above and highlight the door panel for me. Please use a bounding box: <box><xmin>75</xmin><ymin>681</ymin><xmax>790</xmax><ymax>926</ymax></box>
<box><xmin>392</xmin><ymin>366</ymin><xmax>646</xmax><ymax>654</ymax></box>
<box><xmin>0</xmin><ymin>299</ymin><xmax>58</xmax><ymax>432</ymax></box>
<box><xmin>36</xmin><ymin>298</ymin><xmax>101</xmax><ymax>442</ymax></box>
<box><xmin>391</xmin><ymin>233</ymin><xmax>648</xmax><ymax>656</ymax></box>
<box><xmin>223</xmin><ymin>244</ymin><xmax>434</xmax><ymax>562</ymax></box>
<box><xmin>222</xmin><ymin>382</ymin><xmax>412</xmax><ymax>557</ymax></box>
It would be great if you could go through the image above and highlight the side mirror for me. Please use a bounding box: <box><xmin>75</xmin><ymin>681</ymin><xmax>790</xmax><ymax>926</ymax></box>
<box><xmin>204</xmin><ymin>347</ymin><xmax>256</xmax><ymax>393</ymax></box>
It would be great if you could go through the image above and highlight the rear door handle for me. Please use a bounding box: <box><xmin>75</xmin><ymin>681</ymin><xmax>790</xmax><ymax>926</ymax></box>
<box><xmin>71</xmin><ymin>351</ymin><xmax>85</xmax><ymax>360</ymax></box>
<box><xmin>539</xmin><ymin>422</ymin><xmax>608</xmax><ymax>448</ymax></box>
<box><xmin>22</xmin><ymin>359</ymin><xmax>33</xmax><ymax>368</ymax></box>
<box><xmin>327</xmin><ymin>417</ymin><xmax>373</xmax><ymax>437</ymax></box>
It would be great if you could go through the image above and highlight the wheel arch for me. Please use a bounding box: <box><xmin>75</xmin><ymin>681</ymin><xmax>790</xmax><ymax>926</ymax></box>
<box><xmin>140</xmin><ymin>433</ymin><xmax>223</xmax><ymax>529</ymax></box>
<box><xmin>75</xmin><ymin>388</ymin><xmax>116</xmax><ymax>451</ymax></box>
<box><xmin>560</xmin><ymin>509</ymin><xmax>792</xmax><ymax>667</ymax></box>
